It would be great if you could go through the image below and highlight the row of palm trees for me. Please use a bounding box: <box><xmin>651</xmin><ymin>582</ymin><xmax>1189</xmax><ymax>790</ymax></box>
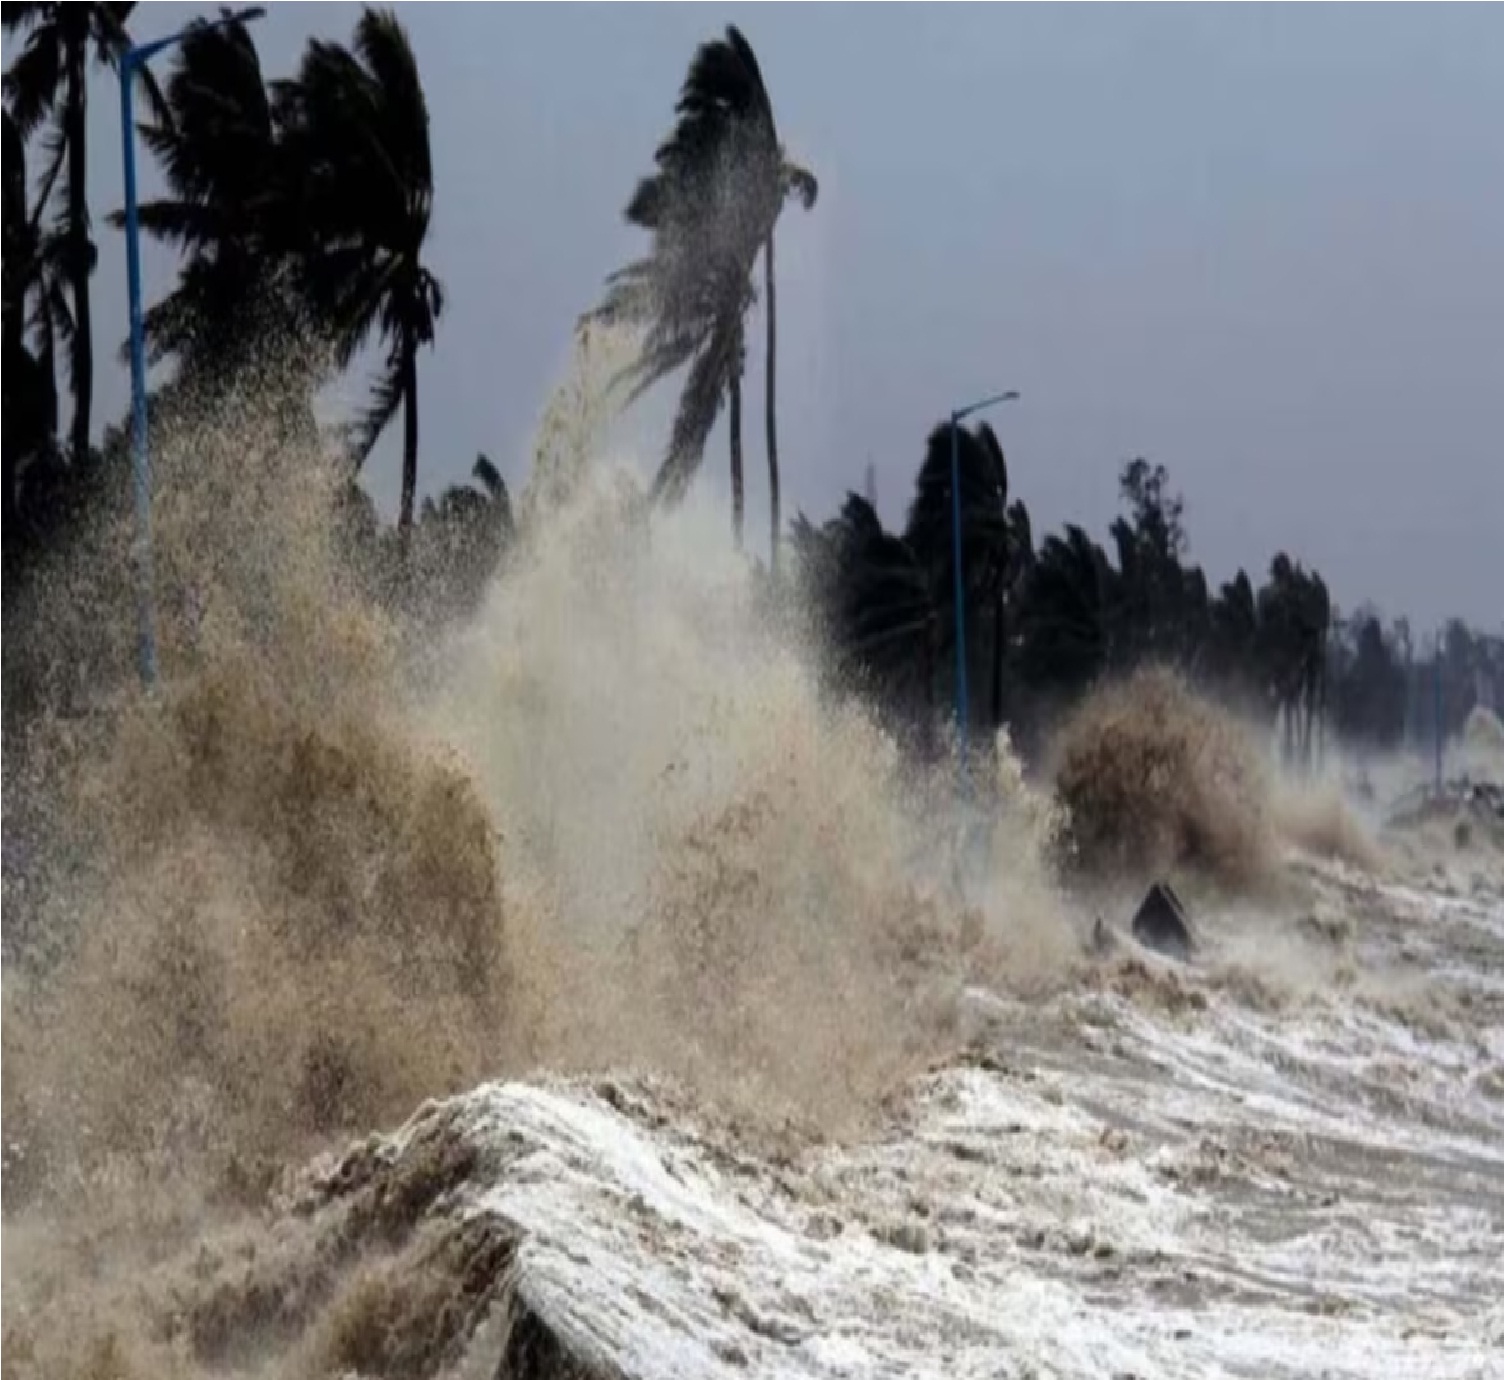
<box><xmin>3</xmin><ymin>2</ymin><xmax>152</xmax><ymax>467</ymax></box>
<box><xmin>791</xmin><ymin>433</ymin><xmax>1339</xmax><ymax>767</ymax></box>
<box><xmin>3</xmin><ymin>3</ymin><xmax>440</xmax><ymax>543</ymax></box>
<box><xmin>3</xmin><ymin>12</ymin><xmax>815</xmax><ymax>573</ymax></box>
<box><xmin>8</xmin><ymin>12</ymin><xmax>1489</xmax><ymax>764</ymax></box>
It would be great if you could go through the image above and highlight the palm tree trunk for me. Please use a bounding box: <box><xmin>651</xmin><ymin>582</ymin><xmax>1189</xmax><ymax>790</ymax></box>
<box><xmin>65</xmin><ymin>50</ymin><xmax>92</xmax><ymax>461</ymax></box>
<box><xmin>399</xmin><ymin>330</ymin><xmax>418</xmax><ymax>540</ymax></box>
<box><xmin>1302</xmin><ymin>670</ymin><xmax>1314</xmax><ymax>772</ymax></box>
<box><xmin>990</xmin><ymin>585</ymin><xmax>1007</xmax><ymax>729</ymax></box>
<box><xmin>728</xmin><ymin>366</ymin><xmax>744</xmax><ymax>551</ymax></box>
<box><xmin>764</xmin><ymin>228</ymin><xmax>780</xmax><ymax>575</ymax></box>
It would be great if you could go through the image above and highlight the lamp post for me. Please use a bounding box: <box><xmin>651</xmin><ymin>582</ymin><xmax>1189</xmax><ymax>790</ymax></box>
<box><xmin>948</xmin><ymin>389</ymin><xmax>1019</xmax><ymax>763</ymax></box>
<box><xmin>120</xmin><ymin>7</ymin><xmax>265</xmax><ymax>687</ymax></box>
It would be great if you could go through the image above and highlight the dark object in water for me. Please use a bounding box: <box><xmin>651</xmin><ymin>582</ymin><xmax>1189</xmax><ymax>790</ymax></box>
<box><xmin>1089</xmin><ymin>916</ymin><xmax>1118</xmax><ymax>956</ymax></box>
<box><xmin>1131</xmin><ymin>882</ymin><xmax>1194</xmax><ymax>961</ymax></box>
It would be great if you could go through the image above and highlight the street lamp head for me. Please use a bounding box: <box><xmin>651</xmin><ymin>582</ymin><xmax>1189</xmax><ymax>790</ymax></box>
<box><xmin>951</xmin><ymin>389</ymin><xmax>1021</xmax><ymax>424</ymax></box>
<box><xmin>128</xmin><ymin>5</ymin><xmax>267</xmax><ymax>65</ymax></box>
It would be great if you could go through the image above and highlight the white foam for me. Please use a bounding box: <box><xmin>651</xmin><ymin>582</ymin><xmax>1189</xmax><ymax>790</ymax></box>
<box><xmin>382</xmin><ymin>1044</ymin><xmax>1500</xmax><ymax>1380</ymax></box>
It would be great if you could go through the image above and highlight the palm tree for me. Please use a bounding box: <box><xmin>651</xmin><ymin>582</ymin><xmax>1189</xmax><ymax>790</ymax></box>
<box><xmin>792</xmin><ymin>493</ymin><xmax>938</xmax><ymax>720</ymax></box>
<box><xmin>593</xmin><ymin>26</ymin><xmax>813</xmax><ymax>553</ymax></box>
<box><xmin>994</xmin><ymin>497</ymin><xmax>1034</xmax><ymax>728</ymax></box>
<box><xmin>275</xmin><ymin>7</ymin><xmax>441</xmax><ymax>541</ymax></box>
<box><xmin>423</xmin><ymin>453</ymin><xmax>513</xmax><ymax>550</ymax></box>
<box><xmin>761</xmin><ymin>154</ymin><xmax>816</xmax><ymax>575</ymax></box>
<box><xmin>411</xmin><ymin>452</ymin><xmax>515</xmax><ymax>618</ymax></box>
<box><xmin>1256</xmin><ymin>553</ymin><xmax>1330</xmax><ymax>768</ymax></box>
<box><xmin>109</xmin><ymin>10</ymin><xmax>292</xmax><ymax>388</ymax></box>
<box><xmin>3</xmin><ymin>108</ymin><xmax>53</xmax><ymax>537</ymax></box>
<box><xmin>1294</xmin><ymin>567</ymin><xmax>1331</xmax><ymax>769</ymax></box>
<box><xmin>903</xmin><ymin>421</ymin><xmax>1012</xmax><ymax>727</ymax></box>
<box><xmin>3</xmin><ymin>2</ymin><xmax>160</xmax><ymax>460</ymax></box>
<box><xmin>1017</xmin><ymin>524</ymin><xmax>1120</xmax><ymax>701</ymax></box>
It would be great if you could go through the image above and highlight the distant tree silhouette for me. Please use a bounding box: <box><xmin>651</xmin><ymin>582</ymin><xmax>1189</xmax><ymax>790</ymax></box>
<box><xmin>1017</xmin><ymin>524</ymin><xmax>1120</xmax><ymax>702</ymax></box>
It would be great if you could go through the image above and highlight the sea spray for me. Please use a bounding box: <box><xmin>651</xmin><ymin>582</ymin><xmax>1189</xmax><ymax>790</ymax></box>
<box><xmin>3</xmin><ymin>368</ymin><xmax>1070</xmax><ymax>1216</ymax></box>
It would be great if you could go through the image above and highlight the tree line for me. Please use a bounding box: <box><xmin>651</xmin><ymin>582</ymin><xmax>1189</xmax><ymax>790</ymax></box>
<box><xmin>3</xmin><ymin>8</ymin><xmax>1498</xmax><ymax>764</ymax></box>
<box><xmin>790</xmin><ymin>429</ymin><xmax>1503</xmax><ymax>770</ymax></box>
<box><xmin>4</xmin><ymin>4</ymin><xmax>441</xmax><ymax>543</ymax></box>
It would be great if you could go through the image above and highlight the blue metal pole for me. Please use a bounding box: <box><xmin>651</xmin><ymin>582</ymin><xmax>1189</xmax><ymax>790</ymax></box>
<box><xmin>950</xmin><ymin>412</ymin><xmax>969</xmax><ymax>759</ymax></box>
<box><xmin>121</xmin><ymin>54</ymin><xmax>156</xmax><ymax>688</ymax></box>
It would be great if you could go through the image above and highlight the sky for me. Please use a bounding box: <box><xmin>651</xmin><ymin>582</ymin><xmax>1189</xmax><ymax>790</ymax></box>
<box><xmin>63</xmin><ymin>4</ymin><xmax>1504</xmax><ymax>631</ymax></box>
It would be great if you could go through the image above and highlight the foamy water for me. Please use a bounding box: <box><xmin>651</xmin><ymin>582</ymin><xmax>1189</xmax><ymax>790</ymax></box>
<box><xmin>354</xmin><ymin>848</ymin><xmax>1498</xmax><ymax>1380</ymax></box>
<box><xmin>273</xmin><ymin>848</ymin><xmax>1499</xmax><ymax>1380</ymax></box>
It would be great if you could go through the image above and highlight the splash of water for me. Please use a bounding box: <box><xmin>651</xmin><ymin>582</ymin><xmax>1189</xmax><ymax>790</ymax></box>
<box><xmin>2</xmin><ymin>358</ymin><xmax>1071</xmax><ymax>1221</ymax></box>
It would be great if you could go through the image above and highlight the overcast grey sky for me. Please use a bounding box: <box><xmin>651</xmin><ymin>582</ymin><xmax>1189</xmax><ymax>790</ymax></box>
<box><xmin>76</xmin><ymin>4</ymin><xmax>1504</xmax><ymax>631</ymax></box>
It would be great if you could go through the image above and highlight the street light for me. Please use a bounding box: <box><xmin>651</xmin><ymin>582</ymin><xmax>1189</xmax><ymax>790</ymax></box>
<box><xmin>948</xmin><ymin>389</ymin><xmax>1019</xmax><ymax>762</ymax></box>
<box><xmin>120</xmin><ymin>7</ymin><xmax>265</xmax><ymax>687</ymax></box>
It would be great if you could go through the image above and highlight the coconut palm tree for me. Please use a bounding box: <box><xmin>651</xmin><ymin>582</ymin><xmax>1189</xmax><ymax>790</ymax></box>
<box><xmin>1256</xmin><ymin>553</ymin><xmax>1331</xmax><ymax>768</ymax></box>
<box><xmin>275</xmin><ymin>7</ymin><xmax>441</xmax><ymax>540</ymax></box>
<box><xmin>903</xmin><ymin>421</ymin><xmax>1013</xmax><ymax>727</ymax></box>
<box><xmin>792</xmin><ymin>493</ymin><xmax>938</xmax><ymax>718</ymax></box>
<box><xmin>3</xmin><ymin>109</ymin><xmax>55</xmax><ymax>442</ymax></box>
<box><xmin>993</xmin><ymin>497</ymin><xmax>1034</xmax><ymax>729</ymax></box>
<box><xmin>3</xmin><ymin>108</ymin><xmax>54</xmax><ymax>537</ymax></box>
<box><xmin>410</xmin><ymin>452</ymin><xmax>515</xmax><ymax>619</ymax></box>
<box><xmin>109</xmin><ymin>10</ymin><xmax>292</xmax><ymax>386</ymax></box>
<box><xmin>3</xmin><ymin>2</ymin><xmax>161</xmax><ymax>460</ymax></box>
<box><xmin>1017</xmin><ymin>524</ymin><xmax>1121</xmax><ymax>701</ymax></box>
<box><xmin>593</xmin><ymin>26</ymin><xmax>814</xmax><ymax>554</ymax></box>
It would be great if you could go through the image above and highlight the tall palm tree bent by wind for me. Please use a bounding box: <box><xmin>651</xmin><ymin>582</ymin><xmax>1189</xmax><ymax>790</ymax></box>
<box><xmin>276</xmin><ymin>7</ymin><xmax>440</xmax><ymax>540</ymax></box>
<box><xmin>3</xmin><ymin>1</ymin><xmax>159</xmax><ymax>460</ymax></box>
<box><xmin>593</xmin><ymin>26</ymin><xmax>814</xmax><ymax>553</ymax></box>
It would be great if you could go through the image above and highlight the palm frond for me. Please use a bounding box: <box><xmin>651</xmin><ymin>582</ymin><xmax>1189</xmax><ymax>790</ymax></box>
<box><xmin>3</xmin><ymin>22</ymin><xmax>61</xmax><ymax>137</ymax></box>
<box><xmin>346</xmin><ymin>342</ymin><xmax>405</xmax><ymax>468</ymax></box>
<box><xmin>782</xmin><ymin>159</ymin><xmax>818</xmax><ymax>210</ymax></box>
<box><xmin>28</xmin><ymin>119</ymin><xmax>68</xmax><ymax>226</ymax></box>
<box><xmin>2</xmin><ymin>3</ymin><xmax>53</xmax><ymax>35</ymax></box>
<box><xmin>353</xmin><ymin>8</ymin><xmax>430</xmax><ymax>188</ymax></box>
<box><xmin>471</xmin><ymin>453</ymin><xmax>514</xmax><ymax>539</ymax></box>
<box><xmin>650</xmin><ymin>315</ymin><xmax>738</xmax><ymax>504</ymax></box>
